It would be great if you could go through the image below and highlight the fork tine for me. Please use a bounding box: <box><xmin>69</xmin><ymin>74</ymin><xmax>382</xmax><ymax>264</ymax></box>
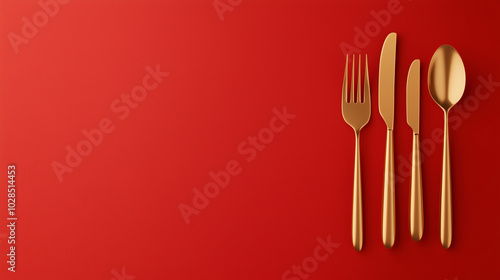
<box><xmin>351</xmin><ymin>54</ymin><xmax>355</xmax><ymax>103</ymax></box>
<box><xmin>357</xmin><ymin>54</ymin><xmax>361</xmax><ymax>103</ymax></box>
<box><xmin>342</xmin><ymin>55</ymin><xmax>348</xmax><ymax>104</ymax></box>
<box><xmin>364</xmin><ymin>54</ymin><xmax>370</xmax><ymax>104</ymax></box>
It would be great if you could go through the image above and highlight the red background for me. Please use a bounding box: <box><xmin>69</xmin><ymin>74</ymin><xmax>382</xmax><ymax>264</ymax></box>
<box><xmin>0</xmin><ymin>0</ymin><xmax>499</xmax><ymax>279</ymax></box>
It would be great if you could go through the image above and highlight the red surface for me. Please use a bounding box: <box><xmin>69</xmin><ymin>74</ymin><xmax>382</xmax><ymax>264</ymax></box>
<box><xmin>0</xmin><ymin>0</ymin><xmax>499</xmax><ymax>279</ymax></box>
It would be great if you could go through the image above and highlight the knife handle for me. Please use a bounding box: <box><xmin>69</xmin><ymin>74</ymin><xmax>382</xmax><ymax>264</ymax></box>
<box><xmin>352</xmin><ymin>131</ymin><xmax>363</xmax><ymax>251</ymax></box>
<box><xmin>382</xmin><ymin>128</ymin><xmax>395</xmax><ymax>248</ymax></box>
<box><xmin>410</xmin><ymin>133</ymin><xmax>423</xmax><ymax>241</ymax></box>
<box><xmin>441</xmin><ymin>113</ymin><xmax>452</xmax><ymax>249</ymax></box>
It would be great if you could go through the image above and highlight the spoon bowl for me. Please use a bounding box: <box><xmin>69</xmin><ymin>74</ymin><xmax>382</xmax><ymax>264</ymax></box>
<box><xmin>428</xmin><ymin>45</ymin><xmax>466</xmax><ymax>111</ymax></box>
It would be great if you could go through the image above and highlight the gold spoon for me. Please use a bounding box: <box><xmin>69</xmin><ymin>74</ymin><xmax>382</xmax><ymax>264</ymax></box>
<box><xmin>428</xmin><ymin>45</ymin><xmax>466</xmax><ymax>249</ymax></box>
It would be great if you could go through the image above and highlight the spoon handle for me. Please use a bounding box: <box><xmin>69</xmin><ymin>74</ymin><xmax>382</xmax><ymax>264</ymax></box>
<box><xmin>382</xmin><ymin>128</ymin><xmax>395</xmax><ymax>248</ymax></box>
<box><xmin>410</xmin><ymin>133</ymin><xmax>423</xmax><ymax>241</ymax></box>
<box><xmin>352</xmin><ymin>131</ymin><xmax>363</xmax><ymax>251</ymax></box>
<box><xmin>441</xmin><ymin>113</ymin><xmax>452</xmax><ymax>249</ymax></box>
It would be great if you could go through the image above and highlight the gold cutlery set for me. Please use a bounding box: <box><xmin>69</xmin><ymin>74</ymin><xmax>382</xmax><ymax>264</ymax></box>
<box><xmin>342</xmin><ymin>33</ymin><xmax>466</xmax><ymax>251</ymax></box>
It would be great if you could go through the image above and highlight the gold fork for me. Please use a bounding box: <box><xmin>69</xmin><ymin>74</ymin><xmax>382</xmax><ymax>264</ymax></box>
<box><xmin>342</xmin><ymin>54</ymin><xmax>371</xmax><ymax>252</ymax></box>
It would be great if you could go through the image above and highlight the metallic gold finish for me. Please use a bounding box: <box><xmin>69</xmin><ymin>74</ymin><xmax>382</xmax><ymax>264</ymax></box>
<box><xmin>378</xmin><ymin>32</ymin><xmax>397</xmax><ymax>129</ymax></box>
<box><xmin>410</xmin><ymin>133</ymin><xmax>423</xmax><ymax>241</ymax></box>
<box><xmin>382</xmin><ymin>128</ymin><xmax>395</xmax><ymax>248</ymax></box>
<box><xmin>342</xmin><ymin>54</ymin><xmax>371</xmax><ymax>252</ymax></box>
<box><xmin>428</xmin><ymin>45</ymin><xmax>466</xmax><ymax>249</ymax></box>
<box><xmin>406</xmin><ymin>60</ymin><xmax>420</xmax><ymax>134</ymax></box>
<box><xmin>407</xmin><ymin>60</ymin><xmax>423</xmax><ymax>242</ymax></box>
<box><xmin>441</xmin><ymin>116</ymin><xmax>452</xmax><ymax>249</ymax></box>
<box><xmin>379</xmin><ymin>33</ymin><xmax>397</xmax><ymax>249</ymax></box>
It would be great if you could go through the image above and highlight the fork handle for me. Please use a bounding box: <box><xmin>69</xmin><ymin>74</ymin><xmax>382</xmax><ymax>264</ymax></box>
<box><xmin>382</xmin><ymin>128</ymin><xmax>395</xmax><ymax>248</ymax></box>
<box><xmin>410</xmin><ymin>133</ymin><xmax>423</xmax><ymax>241</ymax></box>
<box><xmin>352</xmin><ymin>131</ymin><xmax>363</xmax><ymax>251</ymax></box>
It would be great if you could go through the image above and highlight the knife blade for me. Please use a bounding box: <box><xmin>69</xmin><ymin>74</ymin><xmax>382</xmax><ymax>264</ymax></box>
<box><xmin>406</xmin><ymin>59</ymin><xmax>420</xmax><ymax>133</ymax></box>
<box><xmin>378</xmin><ymin>32</ymin><xmax>397</xmax><ymax>129</ymax></box>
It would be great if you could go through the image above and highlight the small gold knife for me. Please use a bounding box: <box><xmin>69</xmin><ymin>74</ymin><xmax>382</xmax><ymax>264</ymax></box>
<box><xmin>406</xmin><ymin>59</ymin><xmax>423</xmax><ymax>241</ymax></box>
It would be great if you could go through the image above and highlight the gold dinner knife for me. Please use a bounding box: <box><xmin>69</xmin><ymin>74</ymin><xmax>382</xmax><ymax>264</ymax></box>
<box><xmin>379</xmin><ymin>32</ymin><xmax>397</xmax><ymax>248</ymax></box>
<box><xmin>406</xmin><ymin>59</ymin><xmax>423</xmax><ymax>241</ymax></box>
